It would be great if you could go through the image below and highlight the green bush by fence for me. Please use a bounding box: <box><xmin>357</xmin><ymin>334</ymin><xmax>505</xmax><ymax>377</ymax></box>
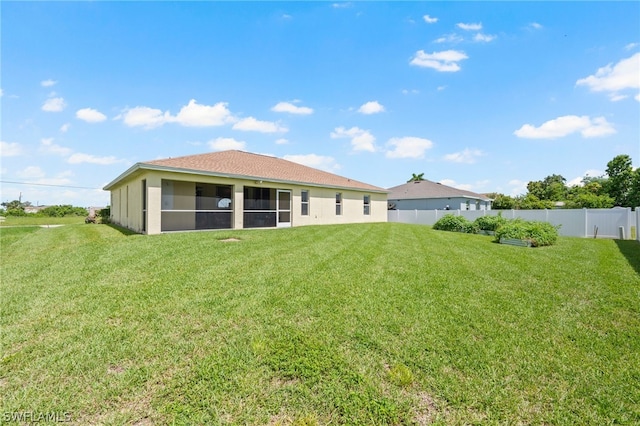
<box><xmin>494</xmin><ymin>219</ymin><xmax>560</xmax><ymax>247</ymax></box>
<box><xmin>433</xmin><ymin>214</ymin><xmax>560</xmax><ymax>247</ymax></box>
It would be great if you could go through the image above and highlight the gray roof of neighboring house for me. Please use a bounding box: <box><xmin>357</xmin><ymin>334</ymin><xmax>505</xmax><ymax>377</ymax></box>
<box><xmin>104</xmin><ymin>150</ymin><xmax>386</xmax><ymax>193</ymax></box>
<box><xmin>387</xmin><ymin>180</ymin><xmax>492</xmax><ymax>201</ymax></box>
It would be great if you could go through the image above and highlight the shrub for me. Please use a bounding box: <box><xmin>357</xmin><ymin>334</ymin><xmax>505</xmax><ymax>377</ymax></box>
<box><xmin>433</xmin><ymin>214</ymin><xmax>478</xmax><ymax>233</ymax></box>
<box><xmin>474</xmin><ymin>214</ymin><xmax>508</xmax><ymax>232</ymax></box>
<box><xmin>98</xmin><ymin>207</ymin><xmax>111</xmax><ymax>224</ymax></box>
<box><xmin>494</xmin><ymin>219</ymin><xmax>560</xmax><ymax>247</ymax></box>
<box><xmin>40</xmin><ymin>205</ymin><xmax>88</xmax><ymax>217</ymax></box>
<box><xmin>6</xmin><ymin>208</ymin><xmax>27</xmax><ymax>217</ymax></box>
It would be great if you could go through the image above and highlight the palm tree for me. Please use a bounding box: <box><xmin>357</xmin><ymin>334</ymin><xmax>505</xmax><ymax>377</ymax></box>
<box><xmin>407</xmin><ymin>173</ymin><xmax>425</xmax><ymax>182</ymax></box>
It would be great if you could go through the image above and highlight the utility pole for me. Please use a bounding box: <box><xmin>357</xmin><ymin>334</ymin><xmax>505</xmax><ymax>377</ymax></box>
<box><xmin>19</xmin><ymin>192</ymin><xmax>22</xmax><ymax>204</ymax></box>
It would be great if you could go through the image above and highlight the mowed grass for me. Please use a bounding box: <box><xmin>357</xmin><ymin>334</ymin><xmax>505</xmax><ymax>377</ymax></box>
<box><xmin>0</xmin><ymin>215</ymin><xmax>85</xmax><ymax>226</ymax></box>
<box><xmin>1</xmin><ymin>223</ymin><xmax>639</xmax><ymax>425</ymax></box>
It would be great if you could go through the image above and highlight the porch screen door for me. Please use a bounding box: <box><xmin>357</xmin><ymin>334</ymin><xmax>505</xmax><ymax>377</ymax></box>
<box><xmin>277</xmin><ymin>190</ymin><xmax>291</xmax><ymax>228</ymax></box>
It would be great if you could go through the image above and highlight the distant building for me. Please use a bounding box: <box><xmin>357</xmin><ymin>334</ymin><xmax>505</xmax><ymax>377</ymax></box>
<box><xmin>387</xmin><ymin>180</ymin><xmax>492</xmax><ymax>211</ymax></box>
<box><xmin>24</xmin><ymin>205</ymin><xmax>48</xmax><ymax>214</ymax></box>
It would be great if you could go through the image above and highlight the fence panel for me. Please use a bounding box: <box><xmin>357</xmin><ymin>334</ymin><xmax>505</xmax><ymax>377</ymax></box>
<box><xmin>586</xmin><ymin>208</ymin><xmax>632</xmax><ymax>239</ymax></box>
<box><xmin>546</xmin><ymin>210</ymin><xmax>586</xmax><ymax>237</ymax></box>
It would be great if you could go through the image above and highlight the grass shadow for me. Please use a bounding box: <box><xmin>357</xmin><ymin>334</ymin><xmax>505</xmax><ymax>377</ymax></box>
<box><xmin>105</xmin><ymin>223</ymin><xmax>139</xmax><ymax>236</ymax></box>
<box><xmin>615</xmin><ymin>240</ymin><xmax>640</xmax><ymax>276</ymax></box>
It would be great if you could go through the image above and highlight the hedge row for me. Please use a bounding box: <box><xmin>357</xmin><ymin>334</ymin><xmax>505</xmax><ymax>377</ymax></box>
<box><xmin>432</xmin><ymin>214</ymin><xmax>560</xmax><ymax>247</ymax></box>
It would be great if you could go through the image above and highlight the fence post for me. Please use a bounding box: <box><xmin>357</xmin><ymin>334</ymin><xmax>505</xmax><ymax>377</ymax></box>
<box><xmin>584</xmin><ymin>208</ymin><xmax>588</xmax><ymax>238</ymax></box>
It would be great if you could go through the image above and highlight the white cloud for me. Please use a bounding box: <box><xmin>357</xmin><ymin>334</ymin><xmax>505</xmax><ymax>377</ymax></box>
<box><xmin>0</xmin><ymin>88</ymin><xmax>3</xmax><ymax>97</ymax></box>
<box><xmin>636</xmin><ymin>93</ymin><xmax>640</xmax><ymax>102</ymax></box>
<box><xmin>474</xmin><ymin>33</ymin><xmax>496</xmax><ymax>43</ymax></box>
<box><xmin>439</xmin><ymin>179</ymin><xmax>475</xmax><ymax>191</ymax></box>
<box><xmin>34</xmin><ymin>176</ymin><xmax>74</xmax><ymax>187</ymax></box>
<box><xmin>514</xmin><ymin>115</ymin><xmax>616</xmax><ymax>139</ymax></box>
<box><xmin>173</xmin><ymin>99</ymin><xmax>235</xmax><ymax>127</ymax></box>
<box><xmin>17</xmin><ymin>166</ymin><xmax>46</xmax><ymax>179</ymax></box>
<box><xmin>208</xmin><ymin>137</ymin><xmax>246</xmax><ymax>151</ymax></box>
<box><xmin>332</xmin><ymin>2</ymin><xmax>352</xmax><ymax>8</ymax></box>
<box><xmin>609</xmin><ymin>94</ymin><xmax>628</xmax><ymax>102</ymax></box>
<box><xmin>402</xmin><ymin>89</ymin><xmax>420</xmax><ymax>95</ymax></box>
<box><xmin>508</xmin><ymin>179</ymin><xmax>528</xmax><ymax>196</ymax></box>
<box><xmin>423</xmin><ymin>15</ymin><xmax>438</xmax><ymax>24</ymax></box>
<box><xmin>443</xmin><ymin>148</ymin><xmax>484</xmax><ymax>164</ymax></box>
<box><xmin>42</xmin><ymin>97</ymin><xmax>66</xmax><ymax>112</ymax></box>
<box><xmin>624</xmin><ymin>42</ymin><xmax>638</xmax><ymax>51</ymax></box>
<box><xmin>275</xmin><ymin>138</ymin><xmax>289</xmax><ymax>145</ymax></box>
<box><xmin>457</xmin><ymin>22</ymin><xmax>482</xmax><ymax>31</ymax></box>
<box><xmin>410</xmin><ymin>50</ymin><xmax>468</xmax><ymax>72</ymax></box>
<box><xmin>60</xmin><ymin>123</ymin><xmax>71</xmax><ymax>133</ymax></box>
<box><xmin>283</xmin><ymin>154</ymin><xmax>340</xmax><ymax>172</ymax></box>
<box><xmin>576</xmin><ymin>53</ymin><xmax>640</xmax><ymax>101</ymax></box>
<box><xmin>40</xmin><ymin>138</ymin><xmax>72</xmax><ymax>156</ymax></box>
<box><xmin>331</xmin><ymin>126</ymin><xmax>376</xmax><ymax>152</ymax></box>
<box><xmin>41</xmin><ymin>79</ymin><xmax>57</xmax><ymax>87</ymax></box>
<box><xmin>281</xmin><ymin>14</ymin><xmax>292</xmax><ymax>20</ymax></box>
<box><xmin>271</xmin><ymin>101</ymin><xmax>314</xmax><ymax>115</ymax></box>
<box><xmin>67</xmin><ymin>153</ymin><xmax>123</xmax><ymax>165</ymax></box>
<box><xmin>119</xmin><ymin>106</ymin><xmax>170</xmax><ymax>129</ymax></box>
<box><xmin>232</xmin><ymin>117</ymin><xmax>288</xmax><ymax>133</ymax></box>
<box><xmin>567</xmin><ymin>169</ymin><xmax>604</xmax><ymax>187</ymax></box>
<box><xmin>119</xmin><ymin>100</ymin><xmax>235</xmax><ymax>129</ymax></box>
<box><xmin>76</xmin><ymin>108</ymin><xmax>107</xmax><ymax>123</ymax></box>
<box><xmin>528</xmin><ymin>22</ymin><xmax>543</xmax><ymax>30</ymax></box>
<box><xmin>0</xmin><ymin>141</ymin><xmax>23</xmax><ymax>157</ymax></box>
<box><xmin>434</xmin><ymin>33</ymin><xmax>463</xmax><ymax>44</ymax></box>
<box><xmin>357</xmin><ymin>100</ymin><xmax>385</xmax><ymax>115</ymax></box>
<box><xmin>385</xmin><ymin>136</ymin><xmax>434</xmax><ymax>159</ymax></box>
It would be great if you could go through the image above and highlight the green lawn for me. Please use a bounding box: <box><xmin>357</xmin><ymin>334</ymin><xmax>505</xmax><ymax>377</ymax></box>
<box><xmin>0</xmin><ymin>215</ymin><xmax>86</xmax><ymax>226</ymax></box>
<box><xmin>1</xmin><ymin>223</ymin><xmax>639</xmax><ymax>425</ymax></box>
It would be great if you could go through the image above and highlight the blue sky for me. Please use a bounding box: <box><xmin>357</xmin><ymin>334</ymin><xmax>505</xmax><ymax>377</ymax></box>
<box><xmin>2</xmin><ymin>1</ymin><xmax>639</xmax><ymax>207</ymax></box>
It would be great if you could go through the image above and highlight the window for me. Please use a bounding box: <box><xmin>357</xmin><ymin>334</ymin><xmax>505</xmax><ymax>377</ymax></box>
<box><xmin>244</xmin><ymin>186</ymin><xmax>276</xmax><ymax>228</ymax></box>
<box><xmin>336</xmin><ymin>192</ymin><xmax>342</xmax><ymax>215</ymax></box>
<box><xmin>142</xmin><ymin>180</ymin><xmax>147</xmax><ymax>232</ymax></box>
<box><xmin>363</xmin><ymin>195</ymin><xmax>370</xmax><ymax>215</ymax></box>
<box><xmin>301</xmin><ymin>190</ymin><xmax>309</xmax><ymax>216</ymax></box>
<box><xmin>160</xmin><ymin>179</ymin><xmax>233</xmax><ymax>231</ymax></box>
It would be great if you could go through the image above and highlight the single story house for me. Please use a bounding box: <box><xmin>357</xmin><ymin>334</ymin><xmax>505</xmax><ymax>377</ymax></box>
<box><xmin>103</xmin><ymin>150</ymin><xmax>387</xmax><ymax>234</ymax></box>
<box><xmin>387</xmin><ymin>180</ymin><xmax>492</xmax><ymax>211</ymax></box>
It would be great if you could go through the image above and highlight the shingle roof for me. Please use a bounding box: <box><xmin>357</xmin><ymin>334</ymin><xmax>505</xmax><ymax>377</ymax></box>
<box><xmin>387</xmin><ymin>180</ymin><xmax>491</xmax><ymax>201</ymax></box>
<box><xmin>105</xmin><ymin>150</ymin><xmax>385</xmax><ymax>192</ymax></box>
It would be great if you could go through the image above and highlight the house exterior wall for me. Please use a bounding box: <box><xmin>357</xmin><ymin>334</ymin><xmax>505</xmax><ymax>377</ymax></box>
<box><xmin>109</xmin><ymin>170</ymin><xmax>386</xmax><ymax>234</ymax></box>
<box><xmin>389</xmin><ymin>197</ymin><xmax>491</xmax><ymax>211</ymax></box>
<box><xmin>110</xmin><ymin>175</ymin><xmax>146</xmax><ymax>233</ymax></box>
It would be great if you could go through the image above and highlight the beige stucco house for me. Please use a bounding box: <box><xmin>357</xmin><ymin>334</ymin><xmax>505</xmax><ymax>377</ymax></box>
<box><xmin>103</xmin><ymin>150</ymin><xmax>388</xmax><ymax>234</ymax></box>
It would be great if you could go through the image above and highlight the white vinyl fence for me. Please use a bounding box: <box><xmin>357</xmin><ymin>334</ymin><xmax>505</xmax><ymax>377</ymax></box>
<box><xmin>388</xmin><ymin>207</ymin><xmax>640</xmax><ymax>241</ymax></box>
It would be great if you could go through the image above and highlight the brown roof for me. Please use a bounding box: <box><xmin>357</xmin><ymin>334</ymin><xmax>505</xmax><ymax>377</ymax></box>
<box><xmin>387</xmin><ymin>180</ymin><xmax>491</xmax><ymax>201</ymax></box>
<box><xmin>106</xmin><ymin>150</ymin><xmax>385</xmax><ymax>192</ymax></box>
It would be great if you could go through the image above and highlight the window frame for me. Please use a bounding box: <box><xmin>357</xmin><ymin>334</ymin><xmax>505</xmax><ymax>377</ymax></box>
<box><xmin>301</xmin><ymin>190</ymin><xmax>309</xmax><ymax>216</ymax></box>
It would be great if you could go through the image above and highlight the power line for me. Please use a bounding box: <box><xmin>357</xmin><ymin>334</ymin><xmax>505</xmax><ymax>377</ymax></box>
<box><xmin>0</xmin><ymin>180</ymin><xmax>103</xmax><ymax>190</ymax></box>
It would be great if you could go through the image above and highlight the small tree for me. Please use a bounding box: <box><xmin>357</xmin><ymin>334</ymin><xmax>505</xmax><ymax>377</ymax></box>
<box><xmin>407</xmin><ymin>173</ymin><xmax>425</xmax><ymax>182</ymax></box>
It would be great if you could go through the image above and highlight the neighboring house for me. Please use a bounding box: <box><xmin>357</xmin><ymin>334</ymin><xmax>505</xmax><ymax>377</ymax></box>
<box><xmin>103</xmin><ymin>150</ymin><xmax>387</xmax><ymax>234</ymax></box>
<box><xmin>24</xmin><ymin>205</ymin><xmax>48</xmax><ymax>214</ymax></box>
<box><xmin>387</xmin><ymin>180</ymin><xmax>492</xmax><ymax>211</ymax></box>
